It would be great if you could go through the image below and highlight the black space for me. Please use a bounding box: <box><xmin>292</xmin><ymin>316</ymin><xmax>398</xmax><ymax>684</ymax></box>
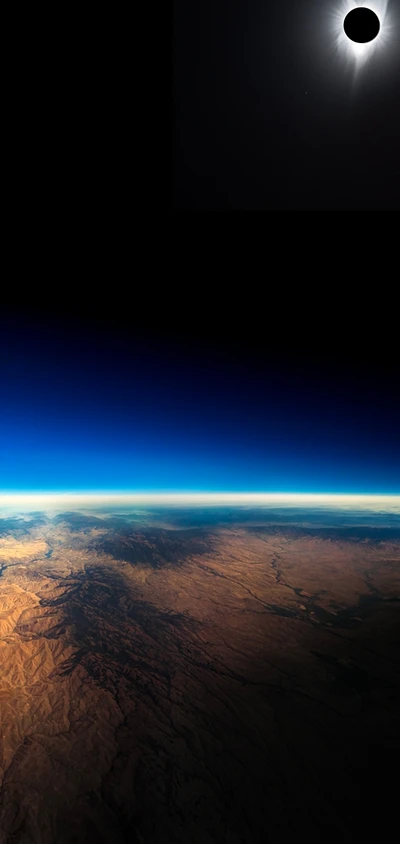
<box><xmin>173</xmin><ymin>1</ymin><xmax>400</xmax><ymax>209</ymax></box>
<box><xmin>3</xmin><ymin>301</ymin><xmax>399</xmax><ymax>384</ymax></box>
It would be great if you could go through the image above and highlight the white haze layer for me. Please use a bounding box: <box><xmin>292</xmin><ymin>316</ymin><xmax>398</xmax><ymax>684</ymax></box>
<box><xmin>0</xmin><ymin>493</ymin><xmax>399</xmax><ymax>516</ymax></box>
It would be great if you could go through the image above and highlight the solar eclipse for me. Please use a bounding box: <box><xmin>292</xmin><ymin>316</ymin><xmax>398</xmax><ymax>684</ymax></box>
<box><xmin>343</xmin><ymin>7</ymin><xmax>380</xmax><ymax>42</ymax></box>
<box><xmin>331</xmin><ymin>2</ymin><xmax>394</xmax><ymax>71</ymax></box>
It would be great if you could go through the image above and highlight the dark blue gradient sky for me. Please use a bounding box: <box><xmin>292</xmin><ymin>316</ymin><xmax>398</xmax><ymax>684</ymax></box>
<box><xmin>1</xmin><ymin>306</ymin><xmax>399</xmax><ymax>493</ymax></box>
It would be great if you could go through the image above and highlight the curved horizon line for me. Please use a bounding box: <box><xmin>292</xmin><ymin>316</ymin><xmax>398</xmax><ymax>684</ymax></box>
<box><xmin>0</xmin><ymin>491</ymin><xmax>399</xmax><ymax>508</ymax></box>
<box><xmin>0</xmin><ymin>491</ymin><xmax>399</xmax><ymax>497</ymax></box>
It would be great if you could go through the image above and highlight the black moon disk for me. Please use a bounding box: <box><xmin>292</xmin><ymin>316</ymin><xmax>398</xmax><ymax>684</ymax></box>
<box><xmin>343</xmin><ymin>7</ymin><xmax>380</xmax><ymax>43</ymax></box>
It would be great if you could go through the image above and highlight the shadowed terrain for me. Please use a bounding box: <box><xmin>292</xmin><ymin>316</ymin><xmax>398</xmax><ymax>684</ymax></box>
<box><xmin>0</xmin><ymin>509</ymin><xmax>399</xmax><ymax>842</ymax></box>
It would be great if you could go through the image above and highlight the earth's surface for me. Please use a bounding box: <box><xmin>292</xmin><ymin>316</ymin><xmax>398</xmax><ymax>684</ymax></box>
<box><xmin>0</xmin><ymin>503</ymin><xmax>399</xmax><ymax>843</ymax></box>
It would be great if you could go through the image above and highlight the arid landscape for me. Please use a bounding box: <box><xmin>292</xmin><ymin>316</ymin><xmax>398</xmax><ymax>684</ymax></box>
<box><xmin>1</xmin><ymin>507</ymin><xmax>399</xmax><ymax>843</ymax></box>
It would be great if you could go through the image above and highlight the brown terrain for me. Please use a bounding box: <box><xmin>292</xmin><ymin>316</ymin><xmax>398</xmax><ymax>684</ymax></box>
<box><xmin>0</xmin><ymin>512</ymin><xmax>399</xmax><ymax>843</ymax></box>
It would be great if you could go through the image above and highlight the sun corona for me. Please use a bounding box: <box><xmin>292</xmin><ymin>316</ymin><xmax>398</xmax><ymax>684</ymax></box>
<box><xmin>331</xmin><ymin>1</ymin><xmax>392</xmax><ymax>69</ymax></box>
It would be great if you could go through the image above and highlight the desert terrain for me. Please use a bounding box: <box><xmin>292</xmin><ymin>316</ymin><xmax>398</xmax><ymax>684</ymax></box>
<box><xmin>0</xmin><ymin>510</ymin><xmax>399</xmax><ymax>842</ymax></box>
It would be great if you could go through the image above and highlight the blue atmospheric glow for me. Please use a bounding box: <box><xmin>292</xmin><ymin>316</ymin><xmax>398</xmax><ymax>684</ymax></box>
<box><xmin>0</xmin><ymin>314</ymin><xmax>399</xmax><ymax>495</ymax></box>
<box><xmin>1</xmin><ymin>412</ymin><xmax>398</xmax><ymax>495</ymax></box>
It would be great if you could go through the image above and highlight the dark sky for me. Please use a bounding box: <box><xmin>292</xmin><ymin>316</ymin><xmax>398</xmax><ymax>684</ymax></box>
<box><xmin>1</xmin><ymin>304</ymin><xmax>399</xmax><ymax>493</ymax></box>
<box><xmin>173</xmin><ymin>1</ymin><xmax>400</xmax><ymax>209</ymax></box>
